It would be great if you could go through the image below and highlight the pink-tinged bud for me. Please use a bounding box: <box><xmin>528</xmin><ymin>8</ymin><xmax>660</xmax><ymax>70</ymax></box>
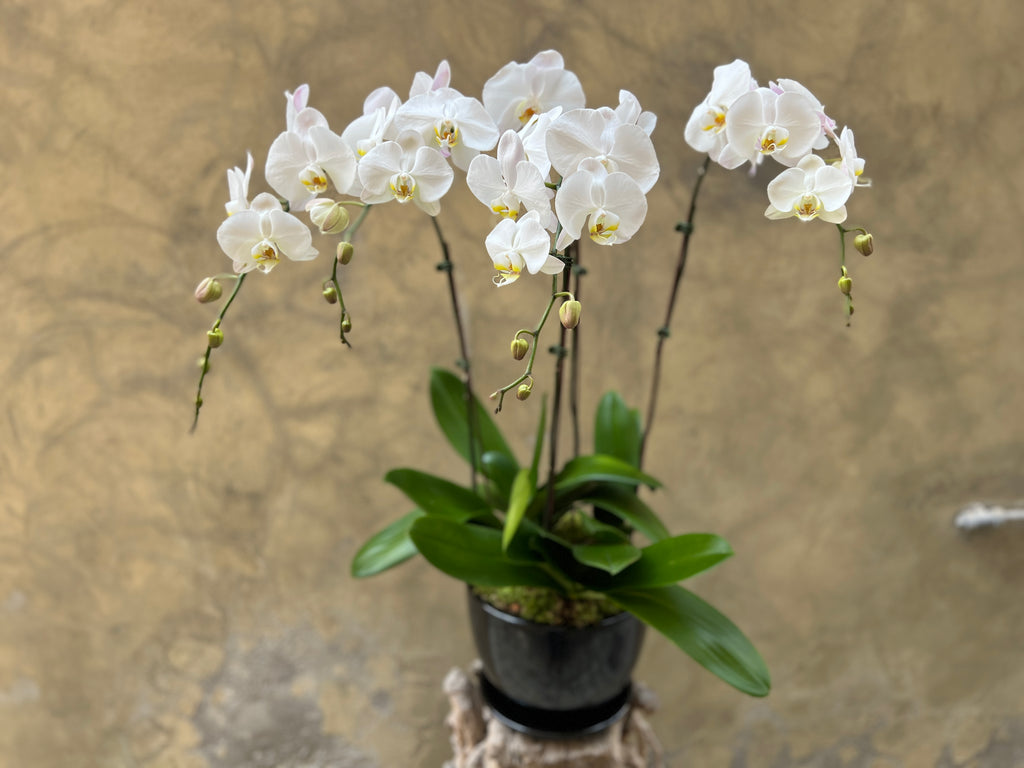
<box><xmin>511</xmin><ymin>337</ymin><xmax>529</xmax><ymax>360</ymax></box>
<box><xmin>336</xmin><ymin>241</ymin><xmax>355</xmax><ymax>265</ymax></box>
<box><xmin>853</xmin><ymin>233</ymin><xmax>874</xmax><ymax>256</ymax></box>
<box><xmin>207</xmin><ymin>328</ymin><xmax>224</xmax><ymax>348</ymax></box>
<box><xmin>559</xmin><ymin>300</ymin><xmax>582</xmax><ymax>329</ymax></box>
<box><xmin>194</xmin><ymin>277</ymin><xmax>222</xmax><ymax>303</ymax></box>
<box><xmin>308</xmin><ymin>199</ymin><xmax>350</xmax><ymax>235</ymax></box>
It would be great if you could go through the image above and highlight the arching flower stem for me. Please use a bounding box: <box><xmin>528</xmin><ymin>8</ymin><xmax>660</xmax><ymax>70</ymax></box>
<box><xmin>431</xmin><ymin>214</ymin><xmax>481</xmax><ymax>492</ymax></box>
<box><xmin>325</xmin><ymin>204</ymin><xmax>372</xmax><ymax>347</ymax></box>
<box><xmin>544</xmin><ymin>263</ymin><xmax>573</xmax><ymax>530</ymax></box>
<box><xmin>639</xmin><ymin>155</ymin><xmax>711</xmax><ymax>467</ymax></box>
<box><xmin>191</xmin><ymin>273</ymin><xmax>247</xmax><ymax>433</ymax></box>
<box><xmin>489</xmin><ymin>276</ymin><xmax>575</xmax><ymax>412</ymax></box>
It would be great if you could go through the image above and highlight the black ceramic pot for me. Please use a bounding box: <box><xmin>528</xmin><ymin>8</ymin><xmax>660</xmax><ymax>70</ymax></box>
<box><xmin>467</xmin><ymin>588</ymin><xmax>646</xmax><ymax>737</ymax></box>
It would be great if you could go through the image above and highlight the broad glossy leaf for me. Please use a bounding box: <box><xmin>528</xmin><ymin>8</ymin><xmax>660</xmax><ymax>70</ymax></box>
<box><xmin>576</xmin><ymin>485</ymin><xmax>670</xmax><ymax>542</ymax></box>
<box><xmin>480</xmin><ymin>451</ymin><xmax>518</xmax><ymax>505</ymax></box>
<box><xmin>611</xmin><ymin>534</ymin><xmax>733</xmax><ymax>588</ymax></box>
<box><xmin>554</xmin><ymin>454</ymin><xmax>662</xmax><ymax>493</ymax></box>
<box><xmin>571</xmin><ymin>542</ymin><xmax>642</xmax><ymax>575</ymax></box>
<box><xmin>594</xmin><ymin>392</ymin><xmax>642</xmax><ymax>467</ymax></box>
<box><xmin>430</xmin><ymin>368</ymin><xmax>517</xmax><ymax>467</ymax></box>
<box><xmin>608</xmin><ymin>585</ymin><xmax>770</xmax><ymax>697</ymax></box>
<box><xmin>502</xmin><ymin>468</ymin><xmax>536</xmax><ymax>551</ymax></box>
<box><xmin>410</xmin><ymin>517</ymin><xmax>560</xmax><ymax>588</ymax></box>
<box><xmin>351</xmin><ymin>510</ymin><xmax>425</xmax><ymax>578</ymax></box>
<box><xmin>385</xmin><ymin>469</ymin><xmax>497</xmax><ymax>524</ymax></box>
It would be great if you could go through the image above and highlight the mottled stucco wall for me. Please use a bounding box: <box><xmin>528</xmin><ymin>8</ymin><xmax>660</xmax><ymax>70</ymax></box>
<box><xmin>1</xmin><ymin>1</ymin><xmax>1022</xmax><ymax>766</ymax></box>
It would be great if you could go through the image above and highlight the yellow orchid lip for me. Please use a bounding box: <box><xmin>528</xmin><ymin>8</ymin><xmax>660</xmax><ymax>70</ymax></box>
<box><xmin>250</xmin><ymin>239</ymin><xmax>281</xmax><ymax>272</ymax></box>
<box><xmin>389</xmin><ymin>172</ymin><xmax>417</xmax><ymax>202</ymax></box>
<box><xmin>299</xmin><ymin>165</ymin><xmax>329</xmax><ymax>193</ymax></box>
<box><xmin>588</xmin><ymin>212</ymin><xmax>621</xmax><ymax>244</ymax></box>
<box><xmin>793</xmin><ymin>194</ymin><xmax>822</xmax><ymax>221</ymax></box>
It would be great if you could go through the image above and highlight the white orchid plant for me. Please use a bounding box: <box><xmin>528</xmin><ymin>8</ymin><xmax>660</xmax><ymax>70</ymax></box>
<box><xmin>191</xmin><ymin>53</ymin><xmax>874</xmax><ymax>698</ymax></box>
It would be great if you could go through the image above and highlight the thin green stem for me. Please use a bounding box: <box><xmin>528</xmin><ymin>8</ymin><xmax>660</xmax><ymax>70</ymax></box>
<box><xmin>836</xmin><ymin>223</ymin><xmax>854</xmax><ymax>325</ymax></box>
<box><xmin>490</xmin><ymin>285</ymin><xmax>575</xmax><ymax>412</ymax></box>
<box><xmin>326</xmin><ymin>204</ymin><xmax>372</xmax><ymax>347</ymax></box>
<box><xmin>639</xmin><ymin>155</ymin><xmax>711</xmax><ymax>467</ymax></box>
<box><xmin>544</xmin><ymin>264</ymin><xmax>573</xmax><ymax>530</ymax></box>
<box><xmin>431</xmin><ymin>214</ymin><xmax>480</xmax><ymax>492</ymax></box>
<box><xmin>569</xmin><ymin>242</ymin><xmax>583</xmax><ymax>458</ymax></box>
<box><xmin>191</xmin><ymin>272</ymin><xmax>247</xmax><ymax>433</ymax></box>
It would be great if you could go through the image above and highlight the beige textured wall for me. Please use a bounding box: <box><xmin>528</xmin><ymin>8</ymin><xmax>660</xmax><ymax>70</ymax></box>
<box><xmin>2</xmin><ymin>1</ymin><xmax>1022</xmax><ymax>766</ymax></box>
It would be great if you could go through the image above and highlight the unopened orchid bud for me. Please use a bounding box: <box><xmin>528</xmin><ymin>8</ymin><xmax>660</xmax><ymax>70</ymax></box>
<box><xmin>207</xmin><ymin>328</ymin><xmax>224</xmax><ymax>348</ymax></box>
<box><xmin>322</xmin><ymin>285</ymin><xmax>338</xmax><ymax>304</ymax></box>
<box><xmin>336</xmin><ymin>241</ymin><xmax>355</xmax><ymax>265</ymax></box>
<box><xmin>194</xmin><ymin>277</ymin><xmax>222</xmax><ymax>304</ymax></box>
<box><xmin>559</xmin><ymin>299</ymin><xmax>582</xmax><ymax>330</ymax></box>
<box><xmin>196</xmin><ymin>357</ymin><xmax>210</xmax><ymax>372</ymax></box>
<box><xmin>516</xmin><ymin>383</ymin><xmax>532</xmax><ymax>401</ymax></box>
<box><xmin>511</xmin><ymin>337</ymin><xmax>529</xmax><ymax>360</ymax></box>
<box><xmin>854</xmin><ymin>233</ymin><xmax>874</xmax><ymax>257</ymax></box>
<box><xmin>341</xmin><ymin>316</ymin><xmax>353</xmax><ymax>334</ymax></box>
<box><xmin>837</xmin><ymin>266</ymin><xmax>853</xmax><ymax>297</ymax></box>
<box><xmin>307</xmin><ymin>199</ymin><xmax>350</xmax><ymax>235</ymax></box>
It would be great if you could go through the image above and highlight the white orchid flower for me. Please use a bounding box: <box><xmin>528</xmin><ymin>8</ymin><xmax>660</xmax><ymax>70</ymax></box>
<box><xmin>517</xmin><ymin>107</ymin><xmax>562</xmax><ymax>179</ymax></box>
<box><xmin>224</xmin><ymin>152</ymin><xmax>253</xmax><ymax>216</ymax></box>
<box><xmin>554</xmin><ymin>158</ymin><xmax>648</xmax><ymax>250</ymax></box>
<box><xmin>684</xmin><ymin>59</ymin><xmax>757</xmax><ymax>162</ymax></box>
<box><xmin>216</xmin><ymin>192</ymin><xmax>317</xmax><ymax>274</ymax></box>
<box><xmin>467</xmin><ymin>130</ymin><xmax>556</xmax><ymax>229</ymax></box>
<box><xmin>395</xmin><ymin>87</ymin><xmax>499</xmax><ymax>171</ymax></box>
<box><xmin>764</xmin><ymin>154</ymin><xmax>853</xmax><ymax>223</ymax></box>
<box><xmin>835</xmin><ymin>126</ymin><xmax>869</xmax><ymax>187</ymax></box>
<box><xmin>342</xmin><ymin>87</ymin><xmax>402</xmax><ymax>163</ymax></box>
<box><xmin>357</xmin><ymin>130</ymin><xmax>454</xmax><ymax>216</ymax></box>
<box><xmin>284</xmin><ymin>84</ymin><xmax>310</xmax><ymax>133</ymax></box>
<box><xmin>546</xmin><ymin>107</ymin><xmax>660</xmax><ymax>194</ymax></box>
<box><xmin>409</xmin><ymin>60</ymin><xmax>451</xmax><ymax>98</ymax></box>
<box><xmin>485</xmin><ymin>210</ymin><xmax>561</xmax><ymax>287</ymax></box>
<box><xmin>483</xmin><ymin>50</ymin><xmax>586</xmax><ymax>132</ymax></box>
<box><xmin>721</xmin><ymin>87</ymin><xmax>821</xmax><ymax>170</ymax></box>
<box><xmin>769</xmin><ymin>78</ymin><xmax>836</xmax><ymax>150</ymax></box>
<box><xmin>266</xmin><ymin>107</ymin><xmax>357</xmax><ymax>211</ymax></box>
<box><xmin>613</xmin><ymin>90</ymin><xmax>657</xmax><ymax>136</ymax></box>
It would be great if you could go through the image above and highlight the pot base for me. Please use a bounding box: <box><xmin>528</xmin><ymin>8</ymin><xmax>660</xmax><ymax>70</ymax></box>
<box><xmin>478</xmin><ymin>672</ymin><xmax>633</xmax><ymax>739</ymax></box>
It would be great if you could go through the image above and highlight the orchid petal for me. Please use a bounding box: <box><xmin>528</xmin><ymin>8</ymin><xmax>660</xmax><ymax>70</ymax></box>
<box><xmin>267</xmin><ymin>209</ymin><xmax>317</xmax><ymax>261</ymax></box>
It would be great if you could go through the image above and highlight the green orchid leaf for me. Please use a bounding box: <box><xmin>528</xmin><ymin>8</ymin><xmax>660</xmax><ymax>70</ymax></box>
<box><xmin>554</xmin><ymin>454</ymin><xmax>662</xmax><ymax>493</ymax></box>
<box><xmin>384</xmin><ymin>469</ymin><xmax>497</xmax><ymax>525</ymax></box>
<box><xmin>502</xmin><ymin>467</ymin><xmax>537</xmax><ymax>551</ymax></box>
<box><xmin>351</xmin><ymin>510</ymin><xmax>425</xmax><ymax>578</ymax></box>
<box><xmin>430</xmin><ymin>368</ymin><xmax>517</xmax><ymax>468</ymax></box>
<box><xmin>480</xmin><ymin>451</ymin><xmax>518</xmax><ymax>505</ymax></box>
<box><xmin>576</xmin><ymin>485</ymin><xmax>670</xmax><ymax>543</ymax></box>
<box><xmin>608</xmin><ymin>585</ymin><xmax>770</xmax><ymax>697</ymax></box>
<box><xmin>410</xmin><ymin>517</ymin><xmax>560</xmax><ymax>588</ymax></box>
<box><xmin>571</xmin><ymin>542</ymin><xmax>643</xmax><ymax>575</ymax></box>
<box><xmin>594</xmin><ymin>392</ymin><xmax>643</xmax><ymax>468</ymax></box>
<box><xmin>564</xmin><ymin>514</ymin><xmax>632</xmax><ymax>544</ymax></box>
<box><xmin>611</xmin><ymin>534</ymin><xmax>733</xmax><ymax>588</ymax></box>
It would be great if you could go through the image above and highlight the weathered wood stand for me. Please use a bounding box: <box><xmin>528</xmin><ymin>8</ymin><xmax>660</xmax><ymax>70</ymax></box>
<box><xmin>443</xmin><ymin>665</ymin><xmax>664</xmax><ymax>768</ymax></box>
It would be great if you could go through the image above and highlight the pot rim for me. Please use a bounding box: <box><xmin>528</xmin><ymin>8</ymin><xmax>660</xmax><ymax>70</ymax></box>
<box><xmin>468</xmin><ymin>585</ymin><xmax>637</xmax><ymax>631</ymax></box>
